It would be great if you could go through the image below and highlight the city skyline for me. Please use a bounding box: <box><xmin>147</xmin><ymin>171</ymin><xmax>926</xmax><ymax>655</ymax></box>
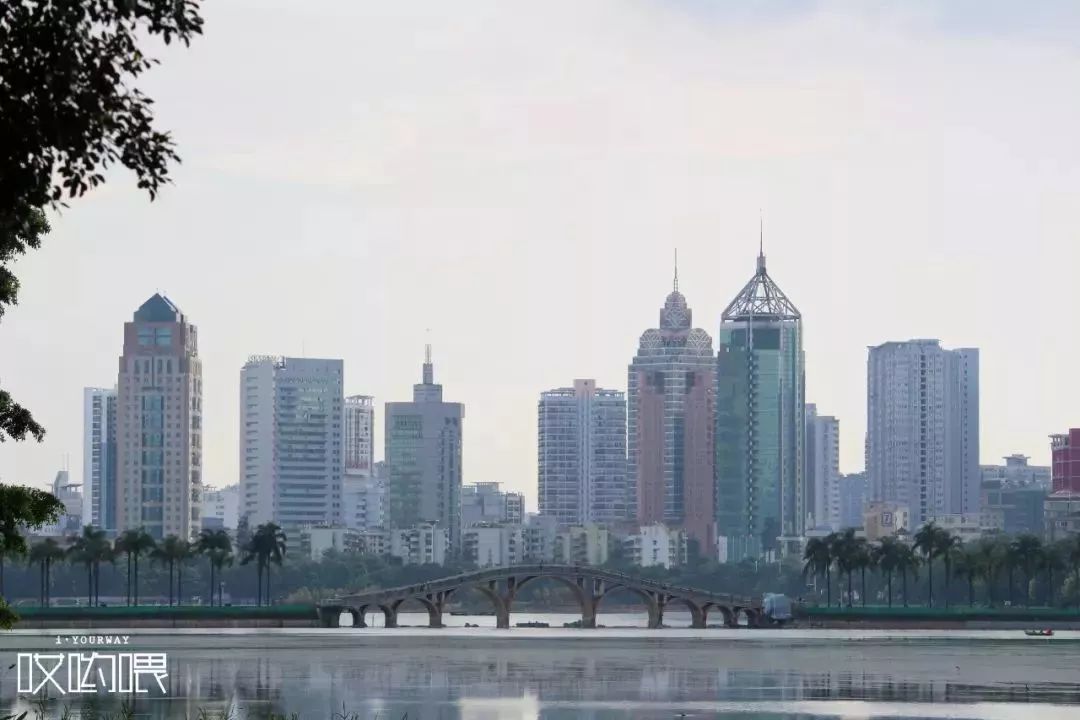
<box><xmin>3</xmin><ymin>1</ymin><xmax>1080</xmax><ymax>508</ymax></box>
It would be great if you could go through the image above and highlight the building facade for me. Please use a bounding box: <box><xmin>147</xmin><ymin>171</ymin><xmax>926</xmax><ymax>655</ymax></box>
<box><xmin>716</xmin><ymin>249</ymin><xmax>805</xmax><ymax>560</ymax></box>
<box><xmin>115</xmin><ymin>294</ymin><xmax>203</xmax><ymax>539</ymax></box>
<box><xmin>83</xmin><ymin>387</ymin><xmax>118</xmax><ymax>532</ymax></box>
<box><xmin>385</xmin><ymin>346</ymin><xmax>464</xmax><ymax>552</ymax></box>
<box><xmin>239</xmin><ymin>356</ymin><xmax>344</xmax><ymax>536</ymax></box>
<box><xmin>461</xmin><ymin>482</ymin><xmax>521</xmax><ymax>527</ymax></box>
<box><xmin>838</xmin><ymin>472</ymin><xmax>868</xmax><ymax>529</ymax></box>
<box><xmin>863</xmin><ymin>501</ymin><xmax>911</xmax><ymax>542</ymax></box>
<box><xmin>344</xmin><ymin>395</ymin><xmax>375</xmax><ymax>477</ymax></box>
<box><xmin>628</xmin><ymin>270</ymin><xmax>715</xmax><ymax>556</ymax></box>
<box><xmin>538</xmin><ymin>379</ymin><xmax>627</xmax><ymax>527</ymax></box>
<box><xmin>1045</xmin><ymin>429</ymin><xmax>1080</xmax><ymax>541</ymax></box>
<box><xmin>463</xmin><ymin>524</ymin><xmax>524</xmax><ymax>568</ymax></box>
<box><xmin>390</xmin><ymin>522</ymin><xmax>449</xmax><ymax>565</ymax></box>
<box><xmin>866</xmin><ymin>340</ymin><xmax>979</xmax><ymax>527</ymax></box>
<box><xmin>553</xmin><ymin>525</ymin><xmax>609</xmax><ymax>566</ymax></box>
<box><xmin>805</xmin><ymin>404</ymin><xmax>841</xmax><ymax>531</ymax></box>
<box><xmin>625</xmin><ymin>523</ymin><xmax>688</xmax><ymax>569</ymax></box>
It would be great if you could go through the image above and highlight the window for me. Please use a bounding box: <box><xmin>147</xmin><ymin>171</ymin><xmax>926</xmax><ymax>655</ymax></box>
<box><xmin>155</xmin><ymin>327</ymin><xmax>172</xmax><ymax>346</ymax></box>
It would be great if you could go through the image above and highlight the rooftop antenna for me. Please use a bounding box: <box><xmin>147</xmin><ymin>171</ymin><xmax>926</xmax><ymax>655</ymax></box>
<box><xmin>673</xmin><ymin>248</ymin><xmax>679</xmax><ymax>292</ymax></box>
<box><xmin>423</xmin><ymin>328</ymin><xmax>434</xmax><ymax>384</ymax></box>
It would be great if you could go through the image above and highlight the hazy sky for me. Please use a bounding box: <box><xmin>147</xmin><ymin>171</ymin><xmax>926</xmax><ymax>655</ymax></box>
<box><xmin>3</xmin><ymin>0</ymin><xmax>1080</xmax><ymax>508</ymax></box>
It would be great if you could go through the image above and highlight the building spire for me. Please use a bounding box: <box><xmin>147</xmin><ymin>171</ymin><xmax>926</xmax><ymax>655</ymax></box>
<box><xmin>673</xmin><ymin>248</ymin><xmax>679</xmax><ymax>292</ymax></box>
<box><xmin>757</xmin><ymin>210</ymin><xmax>766</xmax><ymax>274</ymax></box>
<box><xmin>423</xmin><ymin>331</ymin><xmax>434</xmax><ymax>384</ymax></box>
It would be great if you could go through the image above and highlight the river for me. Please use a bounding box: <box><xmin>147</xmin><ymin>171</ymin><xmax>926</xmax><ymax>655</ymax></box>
<box><xmin>2</xmin><ymin>612</ymin><xmax>1079</xmax><ymax>719</ymax></box>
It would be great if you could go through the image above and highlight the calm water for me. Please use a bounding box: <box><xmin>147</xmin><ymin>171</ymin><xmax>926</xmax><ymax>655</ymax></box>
<box><xmin>3</xmin><ymin>613</ymin><xmax>1079</xmax><ymax>720</ymax></box>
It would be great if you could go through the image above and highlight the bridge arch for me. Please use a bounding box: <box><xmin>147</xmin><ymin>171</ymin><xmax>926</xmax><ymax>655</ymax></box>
<box><xmin>595</xmin><ymin>584</ymin><xmax>661</xmax><ymax>628</ymax></box>
<box><xmin>662</xmin><ymin>596</ymin><xmax>706</xmax><ymax>629</ymax></box>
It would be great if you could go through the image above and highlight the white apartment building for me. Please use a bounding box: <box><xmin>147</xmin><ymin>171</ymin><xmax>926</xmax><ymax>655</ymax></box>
<box><xmin>554</xmin><ymin>525</ymin><xmax>609</xmax><ymax>566</ymax></box>
<box><xmin>867</xmin><ymin>340</ymin><xmax>979</xmax><ymax>527</ymax></box>
<box><xmin>82</xmin><ymin>387</ymin><xmax>117</xmax><ymax>531</ymax></box>
<box><xmin>538</xmin><ymin>380</ymin><xmax>627</xmax><ymax>526</ymax></box>
<box><xmin>300</xmin><ymin>526</ymin><xmax>361</xmax><ymax>560</ymax></box>
<box><xmin>240</xmin><ymin>356</ymin><xmax>344</xmax><ymax>537</ymax></box>
<box><xmin>344</xmin><ymin>395</ymin><xmax>375</xmax><ymax>476</ymax></box>
<box><xmin>625</xmin><ymin>523</ymin><xmax>687</xmax><ymax>569</ymax></box>
<box><xmin>805</xmin><ymin>404</ymin><xmax>841</xmax><ymax>531</ymax></box>
<box><xmin>390</xmin><ymin>522</ymin><xmax>449</xmax><ymax>565</ymax></box>
<box><xmin>462</xmin><ymin>524</ymin><xmax>524</xmax><ymax>568</ymax></box>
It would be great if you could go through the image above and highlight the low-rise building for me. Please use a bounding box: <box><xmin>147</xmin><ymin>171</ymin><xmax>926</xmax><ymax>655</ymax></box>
<box><xmin>300</xmin><ymin>526</ymin><xmax>361</xmax><ymax>560</ymax></box>
<box><xmin>979</xmin><ymin>482</ymin><xmax>1047</xmax><ymax>536</ymax></box>
<box><xmin>926</xmin><ymin>513</ymin><xmax>984</xmax><ymax>542</ymax></box>
<box><xmin>390</xmin><ymin>522</ymin><xmax>449</xmax><ymax>565</ymax></box>
<box><xmin>625</xmin><ymin>523</ymin><xmax>687</xmax><ymax>568</ymax></box>
<box><xmin>462</xmin><ymin>524</ymin><xmax>524</xmax><ymax>568</ymax></box>
<box><xmin>357</xmin><ymin>528</ymin><xmax>390</xmax><ymax>557</ymax></box>
<box><xmin>863</xmin><ymin>501</ymin><xmax>911</xmax><ymax>542</ymax></box>
<box><xmin>522</xmin><ymin>514</ymin><xmax>559</xmax><ymax>562</ymax></box>
<box><xmin>554</xmin><ymin>524</ymin><xmax>608</xmax><ymax>566</ymax></box>
<box><xmin>1044</xmin><ymin>492</ymin><xmax>1080</xmax><ymax>541</ymax></box>
<box><xmin>201</xmin><ymin>484</ymin><xmax>240</xmax><ymax>532</ymax></box>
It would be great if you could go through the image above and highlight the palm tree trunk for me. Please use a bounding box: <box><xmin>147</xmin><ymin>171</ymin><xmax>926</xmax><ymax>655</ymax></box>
<box><xmin>134</xmin><ymin>555</ymin><xmax>140</xmax><ymax>606</ymax></box>
<box><xmin>209</xmin><ymin>562</ymin><xmax>215</xmax><ymax>607</ymax></box>
<box><xmin>861</xmin><ymin>568</ymin><xmax>867</xmax><ymax>607</ymax></box>
<box><xmin>265</xmin><ymin>564</ymin><xmax>271</xmax><ymax>606</ymax></box>
<box><xmin>1007</xmin><ymin>568</ymin><xmax>1014</xmax><ymax>606</ymax></box>
<box><xmin>847</xmin><ymin>571</ymin><xmax>853</xmax><ymax>608</ymax></box>
<box><xmin>126</xmin><ymin>553</ymin><xmax>132</xmax><ymax>606</ymax></box>
<box><xmin>927</xmin><ymin>558</ymin><xmax>933</xmax><ymax>608</ymax></box>
<box><xmin>94</xmin><ymin>562</ymin><xmax>101</xmax><ymax>606</ymax></box>
<box><xmin>177</xmin><ymin>563</ymin><xmax>183</xmax><ymax>606</ymax></box>
<box><xmin>887</xmin><ymin>571</ymin><xmax>893</xmax><ymax>608</ymax></box>
<box><xmin>1047</xmin><ymin>567</ymin><xmax>1054</xmax><ymax>607</ymax></box>
<box><xmin>826</xmin><ymin>566</ymin><xmax>831</xmax><ymax>607</ymax></box>
<box><xmin>257</xmin><ymin>561</ymin><xmax>263</xmax><ymax>607</ymax></box>
<box><xmin>902</xmin><ymin>569</ymin><xmax>908</xmax><ymax>608</ymax></box>
<box><xmin>944</xmin><ymin>558</ymin><xmax>951</xmax><ymax>609</ymax></box>
<box><xmin>968</xmin><ymin>576</ymin><xmax>974</xmax><ymax>607</ymax></box>
<box><xmin>87</xmin><ymin>564</ymin><xmax>93</xmax><ymax>606</ymax></box>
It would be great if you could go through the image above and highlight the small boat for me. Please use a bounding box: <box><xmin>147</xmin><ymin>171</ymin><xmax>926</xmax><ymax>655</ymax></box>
<box><xmin>516</xmin><ymin>621</ymin><xmax>549</xmax><ymax>628</ymax></box>
<box><xmin>1024</xmin><ymin>629</ymin><xmax>1053</xmax><ymax>637</ymax></box>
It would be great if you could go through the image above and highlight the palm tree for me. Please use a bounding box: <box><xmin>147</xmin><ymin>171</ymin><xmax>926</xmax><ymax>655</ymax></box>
<box><xmin>196</xmin><ymin>529</ymin><xmax>233</xmax><ymax>606</ymax></box>
<box><xmin>802</xmin><ymin>536</ymin><xmax>833</xmax><ymax>607</ymax></box>
<box><xmin>830</xmin><ymin>529</ymin><xmax>859</xmax><ymax>607</ymax></box>
<box><xmin>1003</xmin><ymin>539</ymin><xmax>1021</xmax><ymax>606</ymax></box>
<box><xmin>976</xmin><ymin>538</ymin><xmax>1003</xmax><ymax>607</ymax></box>
<box><xmin>1011</xmin><ymin>534</ymin><xmax>1043</xmax><ymax>607</ymax></box>
<box><xmin>953</xmin><ymin>546</ymin><xmax>981</xmax><ymax>607</ymax></box>
<box><xmin>66</xmin><ymin>526</ymin><xmax>111</xmax><ymax>606</ymax></box>
<box><xmin>1040</xmin><ymin>542</ymin><xmax>1065</xmax><ymax>607</ymax></box>
<box><xmin>152</xmin><ymin>535</ymin><xmax>190</xmax><ymax>606</ymax></box>
<box><xmin>175</xmin><ymin>539</ymin><xmax>194</xmax><ymax>605</ymax></box>
<box><xmin>937</xmin><ymin>531</ymin><xmax>962</xmax><ymax>608</ymax></box>
<box><xmin>872</xmin><ymin>537</ymin><xmax>903</xmax><ymax>607</ymax></box>
<box><xmin>852</xmin><ymin>538</ymin><xmax>872</xmax><ymax>607</ymax></box>
<box><xmin>117</xmin><ymin>528</ymin><xmax>157</xmax><ymax>606</ymax></box>
<box><xmin>896</xmin><ymin>542</ymin><xmax>919</xmax><ymax>607</ymax></box>
<box><xmin>913</xmin><ymin>522</ymin><xmax>943</xmax><ymax>607</ymax></box>
<box><xmin>28</xmin><ymin>538</ymin><xmax>64</xmax><ymax>607</ymax></box>
<box><xmin>253</xmin><ymin>523</ymin><xmax>287</xmax><ymax>606</ymax></box>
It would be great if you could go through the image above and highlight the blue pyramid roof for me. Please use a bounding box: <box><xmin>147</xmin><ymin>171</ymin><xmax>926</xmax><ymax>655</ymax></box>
<box><xmin>134</xmin><ymin>293</ymin><xmax>184</xmax><ymax>322</ymax></box>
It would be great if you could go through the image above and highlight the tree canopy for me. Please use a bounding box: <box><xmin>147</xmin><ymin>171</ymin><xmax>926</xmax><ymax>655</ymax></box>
<box><xmin>0</xmin><ymin>0</ymin><xmax>204</xmax><ymax>442</ymax></box>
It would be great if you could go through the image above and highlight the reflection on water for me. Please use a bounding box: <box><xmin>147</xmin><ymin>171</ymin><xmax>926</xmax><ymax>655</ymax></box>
<box><xmin>2</xmin><ymin>618</ymin><xmax>1079</xmax><ymax>720</ymax></box>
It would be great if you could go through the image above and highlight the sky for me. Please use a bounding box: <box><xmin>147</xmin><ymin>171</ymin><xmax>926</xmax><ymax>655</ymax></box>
<box><xmin>3</xmin><ymin>0</ymin><xmax>1080</xmax><ymax>508</ymax></box>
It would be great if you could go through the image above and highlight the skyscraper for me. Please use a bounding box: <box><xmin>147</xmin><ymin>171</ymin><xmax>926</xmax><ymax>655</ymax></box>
<box><xmin>115</xmin><ymin>294</ymin><xmax>202</xmax><ymax>539</ymax></box>
<box><xmin>715</xmin><ymin>246</ymin><xmax>805</xmax><ymax>561</ymax></box>
<box><xmin>538</xmin><ymin>380</ymin><xmax>627</xmax><ymax>527</ymax></box>
<box><xmin>628</xmin><ymin>266</ymin><xmax>715</xmax><ymax>556</ymax></box>
<box><xmin>344</xmin><ymin>395</ymin><xmax>375</xmax><ymax>477</ymax></box>
<box><xmin>804</xmin><ymin>404</ymin><xmax>841</xmax><ymax>531</ymax></box>
<box><xmin>83</xmin><ymin>386</ymin><xmax>118</xmax><ymax>532</ymax></box>
<box><xmin>385</xmin><ymin>346</ymin><xmax>464</xmax><ymax>551</ymax></box>
<box><xmin>240</xmin><ymin>356</ymin><xmax>344</xmax><ymax>535</ymax></box>
<box><xmin>866</xmin><ymin>339</ymin><xmax>979</xmax><ymax>527</ymax></box>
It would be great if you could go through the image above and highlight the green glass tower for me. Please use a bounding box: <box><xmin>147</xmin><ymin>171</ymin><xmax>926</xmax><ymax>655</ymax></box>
<box><xmin>715</xmin><ymin>247</ymin><xmax>804</xmax><ymax>562</ymax></box>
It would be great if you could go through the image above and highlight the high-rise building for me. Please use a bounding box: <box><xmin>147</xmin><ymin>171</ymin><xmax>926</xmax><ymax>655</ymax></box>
<box><xmin>716</xmin><ymin>247</ymin><xmax>805</xmax><ymax>561</ymax></box>
<box><xmin>83</xmin><ymin>386</ymin><xmax>118</xmax><ymax>532</ymax></box>
<box><xmin>538</xmin><ymin>379</ymin><xmax>627</xmax><ymax>527</ymax></box>
<box><xmin>344</xmin><ymin>395</ymin><xmax>375</xmax><ymax>477</ymax></box>
<box><xmin>866</xmin><ymin>339</ymin><xmax>979</xmax><ymax>527</ymax></box>
<box><xmin>804</xmin><ymin>404</ymin><xmax>841</xmax><ymax>531</ymax></box>
<box><xmin>115</xmin><ymin>294</ymin><xmax>203</xmax><ymax>540</ymax></box>
<box><xmin>838</xmin><ymin>472</ymin><xmax>868</xmax><ymax>529</ymax></box>
<box><xmin>628</xmin><ymin>266</ymin><xmax>715</xmax><ymax>555</ymax></box>
<box><xmin>239</xmin><ymin>356</ymin><xmax>344</xmax><ymax>536</ymax></box>
<box><xmin>385</xmin><ymin>346</ymin><xmax>464</xmax><ymax>551</ymax></box>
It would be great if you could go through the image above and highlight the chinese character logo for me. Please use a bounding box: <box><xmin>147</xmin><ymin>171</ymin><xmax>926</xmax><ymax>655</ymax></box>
<box><xmin>16</xmin><ymin>653</ymin><xmax>168</xmax><ymax>695</ymax></box>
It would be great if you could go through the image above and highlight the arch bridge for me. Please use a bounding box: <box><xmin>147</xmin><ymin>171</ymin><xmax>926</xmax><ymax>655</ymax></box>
<box><xmin>317</xmin><ymin>564</ymin><xmax>762</xmax><ymax>629</ymax></box>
